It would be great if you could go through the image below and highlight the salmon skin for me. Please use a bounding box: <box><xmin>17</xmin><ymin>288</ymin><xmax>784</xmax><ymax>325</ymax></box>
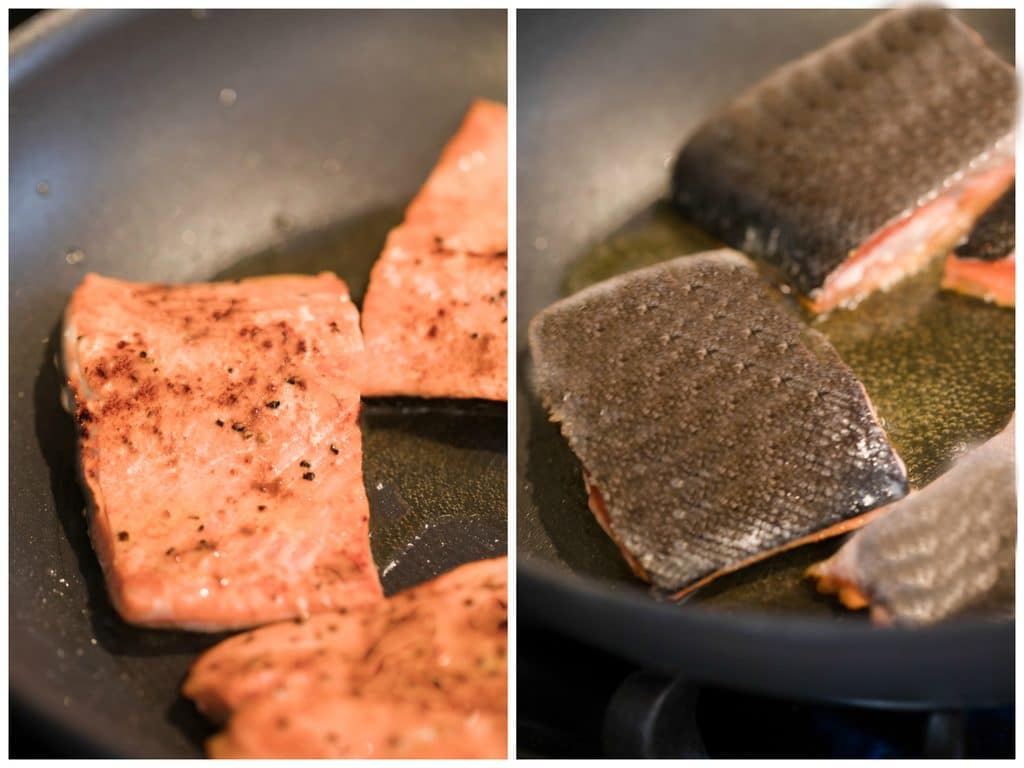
<box><xmin>61</xmin><ymin>272</ymin><xmax>383</xmax><ymax>631</ymax></box>
<box><xmin>529</xmin><ymin>250</ymin><xmax>909</xmax><ymax>594</ymax></box>
<box><xmin>942</xmin><ymin>186</ymin><xmax>1015</xmax><ymax>306</ymax></box>
<box><xmin>809</xmin><ymin>417</ymin><xmax>1015</xmax><ymax>626</ymax></box>
<box><xmin>360</xmin><ymin>100</ymin><xmax>508</xmax><ymax>400</ymax></box>
<box><xmin>671</xmin><ymin>7</ymin><xmax>1016</xmax><ymax>313</ymax></box>
<box><xmin>183</xmin><ymin>557</ymin><xmax>507</xmax><ymax>758</ymax></box>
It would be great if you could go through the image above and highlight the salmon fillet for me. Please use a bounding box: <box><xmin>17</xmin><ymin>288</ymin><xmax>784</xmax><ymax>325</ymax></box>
<box><xmin>671</xmin><ymin>7</ymin><xmax>1016</xmax><ymax>313</ymax></box>
<box><xmin>183</xmin><ymin>556</ymin><xmax>507</xmax><ymax>758</ymax></box>
<box><xmin>809</xmin><ymin>417</ymin><xmax>1015</xmax><ymax>625</ymax></box>
<box><xmin>360</xmin><ymin>99</ymin><xmax>508</xmax><ymax>400</ymax></box>
<box><xmin>61</xmin><ymin>272</ymin><xmax>383</xmax><ymax>631</ymax></box>
<box><xmin>942</xmin><ymin>186</ymin><xmax>1015</xmax><ymax>306</ymax></box>
<box><xmin>529</xmin><ymin>251</ymin><xmax>909</xmax><ymax>595</ymax></box>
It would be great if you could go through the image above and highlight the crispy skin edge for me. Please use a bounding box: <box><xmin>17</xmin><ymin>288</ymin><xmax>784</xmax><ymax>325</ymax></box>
<box><xmin>585</xmin><ymin>480</ymin><xmax>892</xmax><ymax>601</ymax></box>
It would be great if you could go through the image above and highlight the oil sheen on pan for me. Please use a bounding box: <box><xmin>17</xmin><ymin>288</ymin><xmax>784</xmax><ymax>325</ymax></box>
<box><xmin>809</xmin><ymin>416</ymin><xmax>1015</xmax><ymax>626</ymax></box>
<box><xmin>528</xmin><ymin>250</ymin><xmax>909</xmax><ymax>596</ymax></box>
<box><xmin>671</xmin><ymin>6</ymin><xmax>1016</xmax><ymax>313</ymax></box>
<box><xmin>942</xmin><ymin>185</ymin><xmax>1015</xmax><ymax>307</ymax></box>
<box><xmin>61</xmin><ymin>272</ymin><xmax>383</xmax><ymax>631</ymax></box>
<box><xmin>360</xmin><ymin>99</ymin><xmax>508</xmax><ymax>400</ymax></box>
<box><xmin>183</xmin><ymin>556</ymin><xmax>507</xmax><ymax>758</ymax></box>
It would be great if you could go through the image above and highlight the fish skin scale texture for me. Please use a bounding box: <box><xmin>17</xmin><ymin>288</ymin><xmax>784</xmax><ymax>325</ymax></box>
<box><xmin>529</xmin><ymin>250</ymin><xmax>909</xmax><ymax>592</ymax></box>
<box><xmin>810</xmin><ymin>418</ymin><xmax>1015</xmax><ymax>625</ymax></box>
<box><xmin>183</xmin><ymin>557</ymin><xmax>507</xmax><ymax>759</ymax></box>
<box><xmin>62</xmin><ymin>272</ymin><xmax>383</xmax><ymax>631</ymax></box>
<box><xmin>672</xmin><ymin>6</ymin><xmax>1016</xmax><ymax>304</ymax></box>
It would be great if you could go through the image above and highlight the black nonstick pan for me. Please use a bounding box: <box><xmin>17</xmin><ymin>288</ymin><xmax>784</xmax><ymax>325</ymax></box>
<box><xmin>518</xmin><ymin>8</ymin><xmax>1013</xmax><ymax>712</ymax></box>
<box><xmin>10</xmin><ymin>9</ymin><xmax>506</xmax><ymax>757</ymax></box>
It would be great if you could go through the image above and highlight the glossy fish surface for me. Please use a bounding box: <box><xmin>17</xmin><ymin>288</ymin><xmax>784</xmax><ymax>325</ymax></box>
<box><xmin>61</xmin><ymin>272</ymin><xmax>383</xmax><ymax>631</ymax></box>
<box><xmin>529</xmin><ymin>250</ymin><xmax>909</xmax><ymax>593</ymax></box>
<box><xmin>809</xmin><ymin>417</ymin><xmax>1015</xmax><ymax>625</ymax></box>
<box><xmin>671</xmin><ymin>7</ymin><xmax>1016</xmax><ymax>313</ymax></box>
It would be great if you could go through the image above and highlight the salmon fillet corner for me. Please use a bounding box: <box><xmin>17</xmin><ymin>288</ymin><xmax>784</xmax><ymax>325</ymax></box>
<box><xmin>942</xmin><ymin>186</ymin><xmax>1015</xmax><ymax>307</ymax></box>
<box><xmin>360</xmin><ymin>99</ymin><xmax>508</xmax><ymax>400</ymax></box>
<box><xmin>61</xmin><ymin>272</ymin><xmax>383</xmax><ymax>631</ymax></box>
<box><xmin>183</xmin><ymin>556</ymin><xmax>508</xmax><ymax>759</ymax></box>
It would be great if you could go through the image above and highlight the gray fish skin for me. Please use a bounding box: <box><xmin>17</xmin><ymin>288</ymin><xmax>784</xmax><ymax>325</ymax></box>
<box><xmin>811</xmin><ymin>417</ymin><xmax>1015</xmax><ymax>626</ymax></box>
<box><xmin>529</xmin><ymin>250</ymin><xmax>909</xmax><ymax>592</ymax></box>
<box><xmin>954</xmin><ymin>186</ymin><xmax>1014</xmax><ymax>262</ymax></box>
<box><xmin>671</xmin><ymin>7</ymin><xmax>1016</xmax><ymax>301</ymax></box>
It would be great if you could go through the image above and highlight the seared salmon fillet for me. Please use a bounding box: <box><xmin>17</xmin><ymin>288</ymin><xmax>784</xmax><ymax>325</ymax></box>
<box><xmin>61</xmin><ymin>272</ymin><xmax>383</xmax><ymax>631</ymax></box>
<box><xmin>942</xmin><ymin>186</ymin><xmax>1015</xmax><ymax>306</ymax></box>
<box><xmin>360</xmin><ymin>99</ymin><xmax>508</xmax><ymax>400</ymax></box>
<box><xmin>809</xmin><ymin>417</ymin><xmax>1015</xmax><ymax>625</ymax></box>
<box><xmin>183</xmin><ymin>556</ymin><xmax>507</xmax><ymax>758</ymax></box>
<box><xmin>529</xmin><ymin>251</ymin><xmax>909</xmax><ymax>595</ymax></box>
<box><xmin>672</xmin><ymin>7</ymin><xmax>1016</xmax><ymax>313</ymax></box>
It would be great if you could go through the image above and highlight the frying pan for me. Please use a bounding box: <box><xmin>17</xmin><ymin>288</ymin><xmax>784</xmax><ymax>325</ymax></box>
<box><xmin>517</xmin><ymin>8</ymin><xmax>1014</xmax><ymax>713</ymax></box>
<box><xmin>10</xmin><ymin>9</ymin><xmax>506</xmax><ymax>757</ymax></box>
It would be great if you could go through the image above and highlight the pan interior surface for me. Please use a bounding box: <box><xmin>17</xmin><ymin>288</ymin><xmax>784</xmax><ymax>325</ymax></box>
<box><xmin>517</xmin><ymin>10</ymin><xmax>1014</xmax><ymax>631</ymax></box>
<box><xmin>11</xmin><ymin>9</ymin><xmax>506</xmax><ymax>757</ymax></box>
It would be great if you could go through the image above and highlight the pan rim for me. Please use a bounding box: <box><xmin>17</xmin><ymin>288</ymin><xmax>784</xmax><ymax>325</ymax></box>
<box><xmin>519</xmin><ymin>557</ymin><xmax>1014</xmax><ymax>707</ymax></box>
<box><xmin>520</xmin><ymin>556</ymin><xmax>1014</xmax><ymax>636</ymax></box>
<box><xmin>9</xmin><ymin>8</ymin><xmax>87</xmax><ymax>55</ymax></box>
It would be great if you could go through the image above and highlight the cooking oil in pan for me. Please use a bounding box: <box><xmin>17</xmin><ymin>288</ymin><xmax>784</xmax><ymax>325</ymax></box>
<box><xmin>564</xmin><ymin>201</ymin><xmax>720</xmax><ymax>296</ymax></box>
